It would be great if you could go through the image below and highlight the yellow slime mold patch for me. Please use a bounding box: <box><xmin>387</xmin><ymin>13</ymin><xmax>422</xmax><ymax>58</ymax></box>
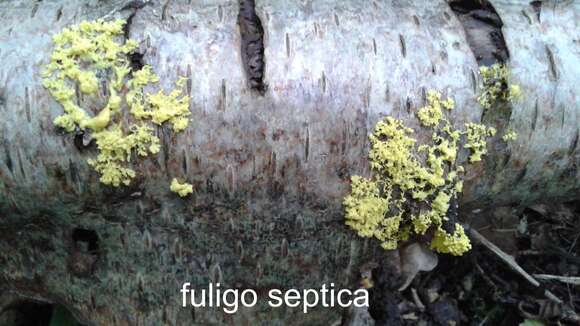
<box><xmin>477</xmin><ymin>63</ymin><xmax>522</xmax><ymax>110</ymax></box>
<box><xmin>344</xmin><ymin>90</ymin><xmax>494</xmax><ymax>256</ymax></box>
<box><xmin>502</xmin><ymin>130</ymin><xmax>518</xmax><ymax>142</ymax></box>
<box><xmin>464</xmin><ymin>123</ymin><xmax>496</xmax><ymax>163</ymax></box>
<box><xmin>431</xmin><ymin>224</ymin><xmax>471</xmax><ymax>256</ymax></box>
<box><xmin>170</xmin><ymin>178</ymin><xmax>193</xmax><ymax>197</ymax></box>
<box><xmin>43</xmin><ymin>19</ymin><xmax>191</xmax><ymax>187</ymax></box>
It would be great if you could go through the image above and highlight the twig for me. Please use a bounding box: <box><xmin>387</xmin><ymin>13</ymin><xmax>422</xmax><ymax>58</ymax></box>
<box><xmin>533</xmin><ymin>274</ymin><xmax>580</xmax><ymax>285</ymax></box>
<box><xmin>411</xmin><ymin>288</ymin><xmax>425</xmax><ymax>311</ymax></box>
<box><xmin>568</xmin><ymin>232</ymin><xmax>580</xmax><ymax>253</ymax></box>
<box><xmin>465</xmin><ymin>226</ymin><xmax>580</xmax><ymax>323</ymax></box>
<box><xmin>468</xmin><ymin>227</ymin><xmax>541</xmax><ymax>287</ymax></box>
<box><xmin>467</xmin><ymin>227</ymin><xmax>562</xmax><ymax>303</ymax></box>
<box><xmin>477</xmin><ymin>311</ymin><xmax>490</xmax><ymax>326</ymax></box>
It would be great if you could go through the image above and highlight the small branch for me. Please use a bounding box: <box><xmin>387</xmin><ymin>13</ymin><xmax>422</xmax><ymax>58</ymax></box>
<box><xmin>467</xmin><ymin>227</ymin><xmax>565</xmax><ymax>304</ymax></box>
<box><xmin>468</xmin><ymin>227</ymin><xmax>541</xmax><ymax>288</ymax></box>
<box><xmin>467</xmin><ymin>226</ymin><xmax>580</xmax><ymax>322</ymax></box>
<box><xmin>411</xmin><ymin>288</ymin><xmax>425</xmax><ymax>311</ymax></box>
<box><xmin>533</xmin><ymin>274</ymin><xmax>580</xmax><ymax>285</ymax></box>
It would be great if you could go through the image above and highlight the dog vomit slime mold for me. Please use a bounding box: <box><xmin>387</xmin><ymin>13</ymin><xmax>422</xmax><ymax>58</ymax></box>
<box><xmin>42</xmin><ymin>19</ymin><xmax>191</xmax><ymax>188</ymax></box>
<box><xmin>344</xmin><ymin>90</ymin><xmax>498</xmax><ymax>256</ymax></box>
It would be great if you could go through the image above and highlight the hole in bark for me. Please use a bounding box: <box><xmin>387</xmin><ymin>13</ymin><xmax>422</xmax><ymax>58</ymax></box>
<box><xmin>238</xmin><ymin>0</ymin><xmax>266</xmax><ymax>94</ymax></box>
<box><xmin>128</xmin><ymin>51</ymin><xmax>145</xmax><ymax>72</ymax></box>
<box><xmin>72</xmin><ymin>228</ymin><xmax>99</xmax><ymax>253</ymax></box>
<box><xmin>448</xmin><ymin>0</ymin><xmax>509</xmax><ymax>65</ymax></box>
<box><xmin>123</xmin><ymin>11</ymin><xmax>145</xmax><ymax>72</ymax></box>
<box><xmin>70</xmin><ymin>228</ymin><xmax>99</xmax><ymax>277</ymax></box>
<box><xmin>73</xmin><ymin>130</ymin><xmax>95</xmax><ymax>151</ymax></box>
<box><xmin>0</xmin><ymin>301</ymin><xmax>86</xmax><ymax>326</ymax></box>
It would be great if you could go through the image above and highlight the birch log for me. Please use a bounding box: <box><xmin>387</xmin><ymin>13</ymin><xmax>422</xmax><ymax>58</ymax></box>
<box><xmin>0</xmin><ymin>0</ymin><xmax>578</xmax><ymax>324</ymax></box>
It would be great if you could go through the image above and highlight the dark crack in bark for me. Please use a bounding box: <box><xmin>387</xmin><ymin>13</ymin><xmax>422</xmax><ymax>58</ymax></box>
<box><xmin>448</xmin><ymin>0</ymin><xmax>509</xmax><ymax>65</ymax></box>
<box><xmin>122</xmin><ymin>10</ymin><xmax>146</xmax><ymax>73</ymax></box>
<box><xmin>238</xmin><ymin>0</ymin><xmax>266</xmax><ymax>94</ymax></box>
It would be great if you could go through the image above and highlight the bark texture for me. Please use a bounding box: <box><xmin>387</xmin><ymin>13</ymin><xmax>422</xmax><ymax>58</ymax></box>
<box><xmin>0</xmin><ymin>0</ymin><xmax>578</xmax><ymax>324</ymax></box>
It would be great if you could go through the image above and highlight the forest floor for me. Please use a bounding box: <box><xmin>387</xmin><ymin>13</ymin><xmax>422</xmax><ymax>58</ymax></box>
<box><xmin>368</xmin><ymin>200</ymin><xmax>580</xmax><ymax>326</ymax></box>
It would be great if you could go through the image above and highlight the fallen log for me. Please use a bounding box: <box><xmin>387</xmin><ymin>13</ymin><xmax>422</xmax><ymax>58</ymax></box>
<box><xmin>0</xmin><ymin>0</ymin><xmax>578</xmax><ymax>324</ymax></box>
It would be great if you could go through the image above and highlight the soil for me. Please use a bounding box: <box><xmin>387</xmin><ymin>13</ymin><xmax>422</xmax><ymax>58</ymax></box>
<box><xmin>368</xmin><ymin>201</ymin><xmax>580</xmax><ymax>325</ymax></box>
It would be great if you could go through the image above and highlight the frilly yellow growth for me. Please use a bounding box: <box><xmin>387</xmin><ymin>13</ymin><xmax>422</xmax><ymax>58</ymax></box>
<box><xmin>42</xmin><ymin>19</ymin><xmax>136</xmax><ymax>131</ymax></box>
<box><xmin>477</xmin><ymin>64</ymin><xmax>523</xmax><ymax>110</ymax></box>
<box><xmin>431</xmin><ymin>224</ymin><xmax>471</xmax><ymax>256</ymax></box>
<box><xmin>369</xmin><ymin>117</ymin><xmax>422</xmax><ymax>191</ymax></box>
<box><xmin>416</xmin><ymin>90</ymin><xmax>454</xmax><ymax>127</ymax></box>
<box><xmin>502</xmin><ymin>130</ymin><xmax>518</xmax><ymax>142</ymax></box>
<box><xmin>345</xmin><ymin>90</ymin><xmax>497</xmax><ymax>256</ymax></box>
<box><xmin>343</xmin><ymin>176</ymin><xmax>406</xmax><ymax>250</ymax></box>
<box><xmin>412</xmin><ymin>211</ymin><xmax>438</xmax><ymax>235</ymax></box>
<box><xmin>43</xmin><ymin>19</ymin><xmax>192</xmax><ymax>187</ymax></box>
<box><xmin>87</xmin><ymin>124</ymin><xmax>160</xmax><ymax>186</ymax></box>
<box><xmin>170</xmin><ymin>179</ymin><xmax>193</xmax><ymax>197</ymax></box>
<box><xmin>344</xmin><ymin>177</ymin><xmax>389</xmax><ymax>235</ymax></box>
<box><xmin>146</xmin><ymin>77</ymin><xmax>191</xmax><ymax>132</ymax></box>
<box><xmin>464</xmin><ymin>123</ymin><xmax>496</xmax><ymax>162</ymax></box>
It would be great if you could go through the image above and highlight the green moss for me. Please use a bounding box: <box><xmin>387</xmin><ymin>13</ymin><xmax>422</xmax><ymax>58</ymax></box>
<box><xmin>344</xmin><ymin>90</ymin><xmax>496</xmax><ymax>256</ymax></box>
<box><xmin>477</xmin><ymin>64</ymin><xmax>522</xmax><ymax>110</ymax></box>
<box><xmin>43</xmin><ymin>19</ymin><xmax>191</xmax><ymax>187</ymax></box>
